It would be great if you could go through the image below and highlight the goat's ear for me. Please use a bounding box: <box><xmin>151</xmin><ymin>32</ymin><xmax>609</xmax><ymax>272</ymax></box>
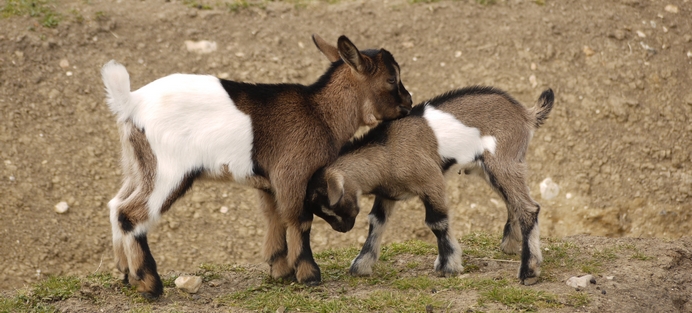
<box><xmin>337</xmin><ymin>35</ymin><xmax>366</xmax><ymax>73</ymax></box>
<box><xmin>326</xmin><ymin>171</ymin><xmax>345</xmax><ymax>207</ymax></box>
<box><xmin>312</xmin><ymin>34</ymin><xmax>340</xmax><ymax>63</ymax></box>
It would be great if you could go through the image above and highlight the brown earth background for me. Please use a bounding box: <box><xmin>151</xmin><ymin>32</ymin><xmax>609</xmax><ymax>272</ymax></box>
<box><xmin>1</xmin><ymin>0</ymin><xmax>691</xmax><ymax>297</ymax></box>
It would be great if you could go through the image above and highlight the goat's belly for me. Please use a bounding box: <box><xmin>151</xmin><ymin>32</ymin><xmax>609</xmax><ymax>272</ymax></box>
<box><xmin>133</xmin><ymin>74</ymin><xmax>256</xmax><ymax>180</ymax></box>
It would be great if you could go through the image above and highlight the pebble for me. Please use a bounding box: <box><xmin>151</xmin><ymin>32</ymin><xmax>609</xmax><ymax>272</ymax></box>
<box><xmin>540</xmin><ymin>178</ymin><xmax>560</xmax><ymax>200</ymax></box>
<box><xmin>664</xmin><ymin>4</ymin><xmax>679</xmax><ymax>13</ymax></box>
<box><xmin>175</xmin><ymin>275</ymin><xmax>203</xmax><ymax>294</ymax></box>
<box><xmin>566</xmin><ymin>274</ymin><xmax>593</xmax><ymax>288</ymax></box>
<box><xmin>219</xmin><ymin>206</ymin><xmax>229</xmax><ymax>214</ymax></box>
<box><xmin>606</xmin><ymin>276</ymin><xmax>615</xmax><ymax>280</ymax></box>
<box><xmin>529</xmin><ymin>74</ymin><xmax>537</xmax><ymax>88</ymax></box>
<box><xmin>185</xmin><ymin>40</ymin><xmax>217</xmax><ymax>54</ymax></box>
<box><xmin>54</xmin><ymin>201</ymin><xmax>69</xmax><ymax>214</ymax></box>
<box><xmin>582</xmin><ymin>46</ymin><xmax>595</xmax><ymax>57</ymax></box>
<box><xmin>59</xmin><ymin>59</ymin><xmax>69</xmax><ymax>69</ymax></box>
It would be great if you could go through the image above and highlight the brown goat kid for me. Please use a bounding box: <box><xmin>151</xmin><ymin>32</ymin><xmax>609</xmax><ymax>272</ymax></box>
<box><xmin>306</xmin><ymin>86</ymin><xmax>554</xmax><ymax>285</ymax></box>
<box><xmin>101</xmin><ymin>35</ymin><xmax>412</xmax><ymax>298</ymax></box>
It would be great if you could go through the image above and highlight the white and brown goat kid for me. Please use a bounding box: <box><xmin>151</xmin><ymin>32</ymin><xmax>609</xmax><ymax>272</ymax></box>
<box><xmin>101</xmin><ymin>34</ymin><xmax>412</xmax><ymax>298</ymax></box>
<box><xmin>307</xmin><ymin>86</ymin><xmax>554</xmax><ymax>285</ymax></box>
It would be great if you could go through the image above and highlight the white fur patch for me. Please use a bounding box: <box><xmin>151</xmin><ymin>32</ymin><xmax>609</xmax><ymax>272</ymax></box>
<box><xmin>122</xmin><ymin>74</ymin><xmax>254</xmax><ymax>215</ymax></box>
<box><xmin>423</xmin><ymin>106</ymin><xmax>496</xmax><ymax>164</ymax></box>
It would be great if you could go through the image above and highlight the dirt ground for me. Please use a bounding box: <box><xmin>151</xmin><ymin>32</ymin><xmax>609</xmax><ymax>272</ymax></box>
<box><xmin>1</xmin><ymin>0</ymin><xmax>691</xmax><ymax>309</ymax></box>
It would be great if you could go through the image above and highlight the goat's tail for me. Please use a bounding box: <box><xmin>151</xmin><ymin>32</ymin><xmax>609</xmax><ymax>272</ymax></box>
<box><xmin>101</xmin><ymin>60</ymin><xmax>133</xmax><ymax>121</ymax></box>
<box><xmin>530</xmin><ymin>88</ymin><xmax>554</xmax><ymax>129</ymax></box>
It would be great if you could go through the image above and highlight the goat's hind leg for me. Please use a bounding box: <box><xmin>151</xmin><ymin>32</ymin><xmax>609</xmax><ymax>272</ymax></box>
<box><xmin>259</xmin><ymin>190</ymin><xmax>294</xmax><ymax>280</ymax></box>
<box><xmin>484</xmin><ymin>161</ymin><xmax>542</xmax><ymax>285</ymax></box>
<box><xmin>350</xmin><ymin>197</ymin><xmax>396</xmax><ymax>276</ymax></box>
<box><xmin>108</xmin><ymin>178</ymin><xmax>136</xmax><ymax>285</ymax></box>
<box><xmin>423</xmin><ymin>192</ymin><xmax>463</xmax><ymax>276</ymax></box>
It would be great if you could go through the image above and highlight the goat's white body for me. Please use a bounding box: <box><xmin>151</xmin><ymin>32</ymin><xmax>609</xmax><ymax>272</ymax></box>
<box><xmin>422</xmin><ymin>106</ymin><xmax>496</xmax><ymax>164</ymax></box>
<box><xmin>102</xmin><ymin>62</ymin><xmax>254</xmax><ymax>224</ymax></box>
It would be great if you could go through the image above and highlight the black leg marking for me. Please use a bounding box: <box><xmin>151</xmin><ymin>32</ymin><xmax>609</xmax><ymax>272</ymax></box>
<box><xmin>518</xmin><ymin>210</ymin><xmax>540</xmax><ymax>282</ymax></box>
<box><xmin>294</xmin><ymin>209</ymin><xmax>320</xmax><ymax>285</ymax></box>
<box><xmin>297</xmin><ymin>227</ymin><xmax>321</xmax><ymax>285</ymax></box>
<box><xmin>134</xmin><ymin>235</ymin><xmax>163</xmax><ymax>298</ymax></box>
<box><xmin>431</xmin><ymin>228</ymin><xmax>455</xmax><ymax>270</ymax></box>
<box><xmin>502</xmin><ymin>219</ymin><xmax>512</xmax><ymax>239</ymax></box>
<box><xmin>118</xmin><ymin>212</ymin><xmax>134</xmax><ymax>233</ymax></box>
<box><xmin>423</xmin><ymin>198</ymin><xmax>447</xmax><ymax>227</ymax></box>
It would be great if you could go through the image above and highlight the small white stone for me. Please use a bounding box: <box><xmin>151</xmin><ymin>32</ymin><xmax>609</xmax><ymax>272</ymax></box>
<box><xmin>664</xmin><ymin>4</ymin><xmax>679</xmax><ymax>13</ymax></box>
<box><xmin>175</xmin><ymin>275</ymin><xmax>203</xmax><ymax>294</ymax></box>
<box><xmin>59</xmin><ymin>59</ymin><xmax>69</xmax><ymax>69</ymax></box>
<box><xmin>566</xmin><ymin>274</ymin><xmax>593</xmax><ymax>288</ymax></box>
<box><xmin>539</xmin><ymin>178</ymin><xmax>560</xmax><ymax>200</ymax></box>
<box><xmin>529</xmin><ymin>74</ymin><xmax>538</xmax><ymax>88</ymax></box>
<box><xmin>357</xmin><ymin>235</ymin><xmax>366</xmax><ymax>244</ymax></box>
<box><xmin>566</xmin><ymin>192</ymin><xmax>573</xmax><ymax>199</ymax></box>
<box><xmin>66</xmin><ymin>71</ymin><xmax>73</xmax><ymax>76</ymax></box>
<box><xmin>454</xmin><ymin>51</ymin><xmax>462</xmax><ymax>57</ymax></box>
<box><xmin>606</xmin><ymin>276</ymin><xmax>615</xmax><ymax>280</ymax></box>
<box><xmin>636</xmin><ymin>30</ymin><xmax>646</xmax><ymax>38</ymax></box>
<box><xmin>687</xmin><ymin>51</ymin><xmax>692</xmax><ymax>58</ymax></box>
<box><xmin>185</xmin><ymin>40</ymin><xmax>217</xmax><ymax>54</ymax></box>
<box><xmin>54</xmin><ymin>201</ymin><xmax>69</xmax><ymax>214</ymax></box>
<box><xmin>219</xmin><ymin>206</ymin><xmax>229</xmax><ymax>214</ymax></box>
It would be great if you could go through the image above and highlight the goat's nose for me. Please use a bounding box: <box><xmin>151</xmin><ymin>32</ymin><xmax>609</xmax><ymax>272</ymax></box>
<box><xmin>399</xmin><ymin>105</ymin><xmax>411</xmax><ymax>116</ymax></box>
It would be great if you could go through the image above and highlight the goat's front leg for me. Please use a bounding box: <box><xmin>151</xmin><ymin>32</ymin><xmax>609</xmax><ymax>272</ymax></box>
<box><xmin>350</xmin><ymin>197</ymin><xmax>395</xmax><ymax>276</ymax></box>
<box><xmin>423</xmin><ymin>193</ymin><xmax>463</xmax><ymax>276</ymax></box>
<box><xmin>286</xmin><ymin>209</ymin><xmax>321</xmax><ymax>285</ymax></box>
<box><xmin>259</xmin><ymin>190</ymin><xmax>293</xmax><ymax>280</ymax></box>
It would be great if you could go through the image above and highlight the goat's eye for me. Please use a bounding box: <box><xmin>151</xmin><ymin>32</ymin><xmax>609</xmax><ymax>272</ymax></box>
<box><xmin>387</xmin><ymin>78</ymin><xmax>396</xmax><ymax>85</ymax></box>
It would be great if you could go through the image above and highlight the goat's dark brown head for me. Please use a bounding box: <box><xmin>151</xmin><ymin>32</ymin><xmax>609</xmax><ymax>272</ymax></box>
<box><xmin>306</xmin><ymin>168</ymin><xmax>359</xmax><ymax>233</ymax></box>
<box><xmin>313</xmin><ymin>34</ymin><xmax>413</xmax><ymax>126</ymax></box>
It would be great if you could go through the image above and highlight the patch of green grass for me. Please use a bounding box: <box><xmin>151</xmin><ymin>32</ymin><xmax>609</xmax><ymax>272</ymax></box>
<box><xmin>1</xmin><ymin>0</ymin><xmax>62</xmax><ymax>28</ymax></box>
<box><xmin>0</xmin><ymin>276</ymin><xmax>79</xmax><ymax>312</ymax></box>
<box><xmin>0</xmin><ymin>295</ymin><xmax>58</xmax><ymax>313</ymax></box>
<box><xmin>565</xmin><ymin>292</ymin><xmax>590</xmax><ymax>307</ymax></box>
<box><xmin>380</xmin><ymin>240</ymin><xmax>437</xmax><ymax>261</ymax></box>
<box><xmin>480</xmin><ymin>285</ymin><xmax>560</xmax><ymax>311</ymax></box>
<box><xmin>461</xmin><ymin>232</ymin><xmax>503</xmax><ymax>259</ymax></box>
<box><xmin>85</xmin><ymin>272</ymin><xmax>116</xmax><ymax>289</ymax></box>
<box><xmin>534</xmin><ymin>0</ymin><xmax>546</xmax><ymax>5</ymax></box>
<box><xmin>162</xmin><ymin>275</ymin><xmax>177</xmax><ymax>288</ymax></box>
<box><xmin>630</xmin><ymin>252</ymin><xmax>654</xmax><ymax>261</ymax></box>
<box><xmin>32</xmin><ymin>276</ymin><xmax>80</xmax><ymax>302</ymax></box>
<box><xmin>408</xmin><ymin>0</ymin><xmax>440</xmax><ymax>3</ymax></box>
<box><xmin>221</xmin><ymin>279</ymin><xmax>442</xmax><ymax>313</ymax></box>
<box><xmin>69</xmin><ymin>8</ymin><xmax>83</xmax><ymax>23</ymax></box>
<box><xmin>405</xmin><ymin>261</ymin><xmax>420</xmax><ymax>269</ymax></box>
<box><xmin>592</xmin><ymin>248</ymin><xmax>618</xmax><ymax>262</ymax></box>
<box><xmin>182</xmin><ymin>0</ymin><xmax>212</xmax><ymax>10</ymax></box>
<box><xmin>475</xmin><ymin>0</ymin><xmax>497</xmax><ymax>5</ymax></box>
<box><xmin>226</xmin><ymin>0</ymin><xmax>250</xmax><ymax>12</ymax></box>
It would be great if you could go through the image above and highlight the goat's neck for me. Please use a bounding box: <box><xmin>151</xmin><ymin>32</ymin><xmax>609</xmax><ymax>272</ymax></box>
<box><xmin>311</xmin><ymin>81</ymin><xmax>364</xmax><ymax>147</ymax></box>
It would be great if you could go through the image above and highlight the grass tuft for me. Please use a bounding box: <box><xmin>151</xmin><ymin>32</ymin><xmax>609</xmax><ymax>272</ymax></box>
<box><xmin>1</xmin><ymin>0</ymin><xmax>61</xmax><ymax>28</ymax></box>
<box><xmin>480</xmin><ymin>285</ymin><xmax>560</xmax><ymax>311</ymax></box>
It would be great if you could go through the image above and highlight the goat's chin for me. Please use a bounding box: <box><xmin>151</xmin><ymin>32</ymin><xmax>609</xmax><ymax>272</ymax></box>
<box><xmin>329</xmin><ymin>219</ymin><xmax>356</xmax><ymax>233</ymax></box>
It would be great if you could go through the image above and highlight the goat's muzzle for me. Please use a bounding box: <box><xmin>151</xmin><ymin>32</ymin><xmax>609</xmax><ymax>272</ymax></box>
<box><xmin>398</xmin><ymin>105</ymin><xmax>411</xmax><ymax>117</ymax></box>
<box><xmin>330</xmin><ymin>216</ymin><xmax>356</xmax><ymax>233</ymax></box>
